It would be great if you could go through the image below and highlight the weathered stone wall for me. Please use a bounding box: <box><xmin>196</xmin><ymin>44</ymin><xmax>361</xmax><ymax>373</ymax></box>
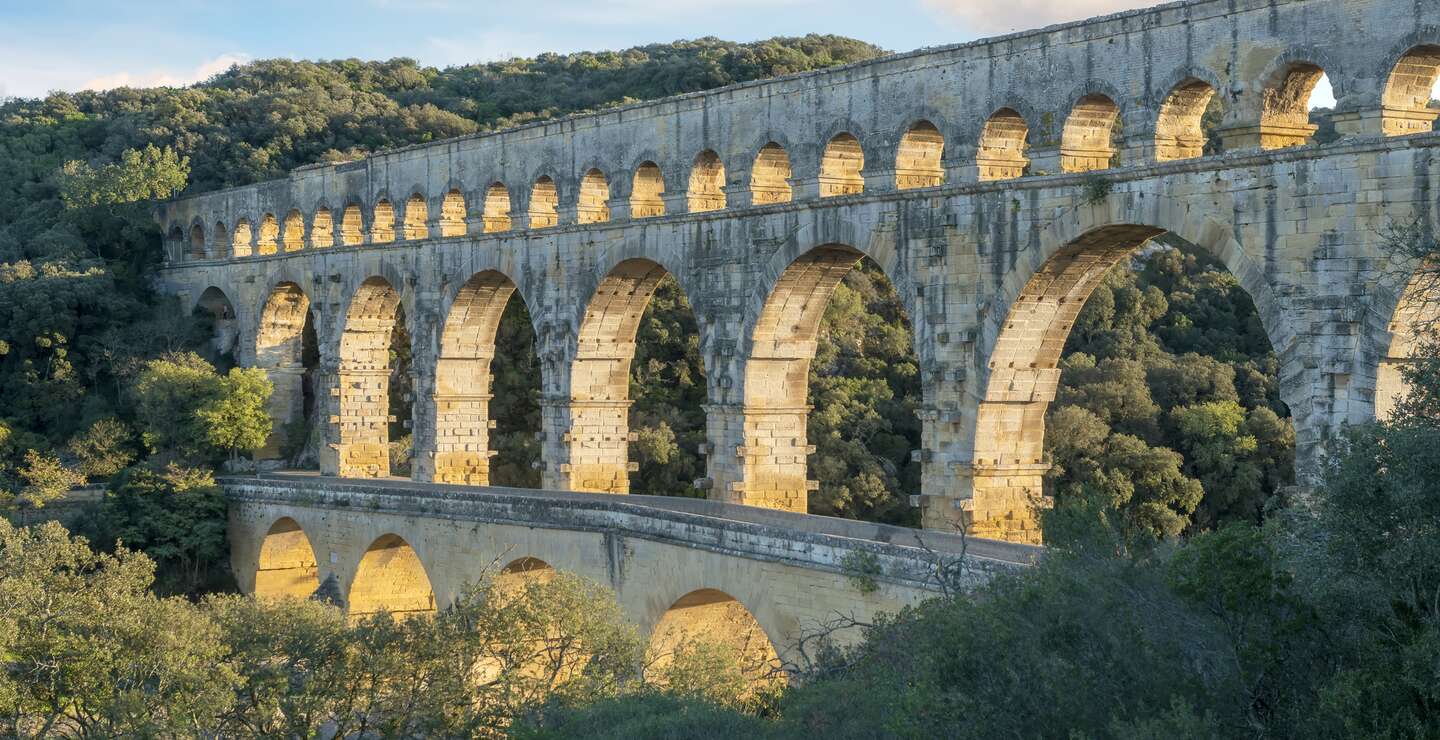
<box><xmin>226</xmin><ymin>476</ymin><xmax>1035</xmax><ymax>663</ymax></box>
<box><xmin>155</xmin><ymin>0</ymin><xmax>1440</xmax><ymax>543</ymax></box>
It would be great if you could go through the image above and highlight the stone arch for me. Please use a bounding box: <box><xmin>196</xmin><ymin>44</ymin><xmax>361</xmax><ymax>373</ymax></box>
<box><xmin>895</xmin><ymin>120</ymin><xmax>944</xmax><ymax>189</ymax></box>
<box><xmin>188</xmin><ymin>223</ymin><xmax>207</xmax><ymax>259</ymax></box>
<box><xmin>440</xmin><ymin>188</ymin><xmax>467</xmax><ymax>237</ymax></box>
<box><xmin>1060</xmin><ymin>94</ymin><xmax>1122</xmax><ymax>172</ymax></box>
<box><xmin>529</xmin><ymin>176</ymin><xmax>559</xmax><ymax>229</ymax></box>
<box><xmin>348</xmin><ymin>534</ymin><xmax>436</xmax><ymax>617</ymax></box>
<box><xmin>819</xmin><ymin>132</ymin><xmax>864</xmax><ymax>197</ymax></box>
<box><xmin>1257</xmin><ymin>60</ymin><xmax>1329</xmax><ymax>149</ymax></box>
<box><xmin>977</xmin><ymin>108</ymin><xmax>1030</xmax><ymax>181</ymax></box>
<box><xmin>232</xmin><ymin>218</ymin><xmax>254</xmax><ymax>257</ymax></box>
<box><xmin>1381</xmin><ymin>45</ymin><xmax>1440</xmax><ymax>136</ymax></box>
<box><xmin>419</xmin><ymin>270</ymin><xmax>521</xmax><ymax>485</ymax></box>
<box><xmin>645</xmin><ymin>588</ymin><xmax>783</xmax><ymax>694</ymax></box>
<box><xmin>971</xmin><ymin>200</ymin><xmax>1299</xmax><ymax>542</ymax></box>
<box><xmin>310</xmin><ymin>207</ymin><xmax>334</xmax><ymax>248</ymax></box>
<box><xmin>567</xmin><ymin>258</ymin><xmax>685</xmax><ymax>493</ymax></box>
<box><xmin>340</xmin><ymin>203</ymin><xmax>365</xmax><ymax>246</ymax></box>
<box><xmin>196</xmin><ymin>286</ymin><xmax>238</xmax><ymax>360</ymax></box>
<box><xmin>750</xmin><ymin>142</ymin><xmax>792</xmax><ymax>205</ymax></box>
<box><xmin>282</xmin><ymin>209</ymin><xmax>305</xmax><ymax>252</ymax></box>
<box><xmin>402</xmin><ymin>193</ymin><xmax>429</xmax><ymax>240</ymax></box>
<box><xmin>165</xmin><ymin>225</ymin><xmax>184</xmax><ymax>261</ymax></box>
<box><xmin>630</xmin><ymin>162</ymin><xmax>666</xmax><ymax>218</ymax></box>
<box><xmin>577</xmin><ymin>168</ymin><xmax>611</xmax><ymax>224</ymax></box>
<box><xmin>496</xmin><ymin>556</ymin><xmax>555</xmax><ymax>592</ymax></box>
<box><xmin>254</xmin><ymin>517</ymin><xmax>320</xmax><ymax>599</ymax></box>
<box><xmin>1373</xmin><ymin>269</ymin><xmax>1438</xmax><ymax>420</ymax></box>
<box><xmin>1155</xmin><ymin>78</ymin><xmax>1218</xmax><ymax>162</ymax></box>
<box><xmin>256</xmin><ymin>281</ymin><xmax>316</xmax><ymax>459</ymax></box>
<box><xmin>372</xmin><ymin>199</ymin><xmax>396</xmax><ymax>244</ymax></box>
<box><xmin>257</xmin><ymin>213</ymin><xmax>279</xmax><ymax>255</ymax></box>
<box><xmin>483</xmin><ymin>182</ymin><xmax>512</xmax><ymax>232</ymax></box>
<box><xmin>687</xmin><ymin>150</ymin><xmax>726</xmax><ymax>213</ymax></box>
<box><xmin>332</xmin><ymin>276</ymin><xmax>406</xmax><ymax>477</ymax></box>
<box><xmin>212</xmin><ymin>222</ymin><xmax>230</xmax><ymax>259</ymax></box>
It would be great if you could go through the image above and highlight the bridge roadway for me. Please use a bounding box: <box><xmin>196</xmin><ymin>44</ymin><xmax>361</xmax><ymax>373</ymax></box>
<box><xmin>226</xmin><ymin>473</ymin><xmax>1038</xmax><ymax>667</ymax></box>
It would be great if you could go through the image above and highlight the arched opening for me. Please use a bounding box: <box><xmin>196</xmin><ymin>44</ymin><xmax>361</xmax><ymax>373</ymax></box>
<box><xmin>166</xmin><ymin>225</ymin><xmax>184</xmax><ymax>261</ymax></box>
<box><xmin>977</xmin><ymin>108</ymin><xmax>1030</xmax><ymax>181</ymax></box>
<box><xmin>189</xmin><ymin>224</ymin><xmax>207</xmax><ymax>259</ymax></box>
<box><xmin>232</xmin><ymin>218</ymin><xmax>253</xmax><ymax>257</ymax></box>
<box><xmin>212</xmin><ymin>222</ymin><xmax>230</xmax><ymax>260</ymax></box>
<box><xmin>1155</xmin><ymin>79</ymin><xmax>1219</xmax><ymax>162</ymax></box>
<box><xmin>496</xmin><ymin>556</ymin><xmax>554</xmax><ymax>594</ymax></box>
<box><xmin>423</xmin><ymin>270</ymin><xmax>540</xmax><ymax>486</ymax></box>
<box><xmin>254</xmin><ymin>517</ymin><xmax>320</xmax><ymax>599</ymax></box>
<box><xmin>403</xmin><ymin>194</ymin><xmax>428</xmax><ymax>241</ymax></box>
<box><xmin>257</xmin><ymin>282</ymin><xmax>320</xmax><ymax>463</ymax></box>
<box><xmin>257</xmin><ymin>214</ymin><xmax>279</xmax><ymax>255</ymax></box>
<box><xmin>372</xmin><ymin>199</ymin><xmax>396</xmax><ymax>244</ymax></box>
<box><xmin>819</xmin><ymin>133</ymin><xmax>864</xmax><ymax>197</ymax></box>
<box><xmin>973</xmin><ymin>227</ymin><xmax>1294</xmax><ymax>543</ymax></box>
<box><xmin>750</xmin><ymin>143</ymin><xmax>792</xmax><ymax>205</ymax></box>
<box><xmin>630</xmin><ymin>162</ymin><xmax>666</xmax><ymax>218</ymax></box>
<box><xmin>333</xmin><ymin>277</ymin><xmax>408</xmax><ymax>477</ymax></box>
<box><xmin>1381</xmin><ymin>46</ymin><xmax>1440</xmax><ymax>136</ymax></box>
<box><xmin>483</xmin><ymin>183</ymin><xmax>512</xmax><ymax>233</ymax></box>
<box><xmin>348</xmin><ymin>534</ymin><xmax>435</xmax><ymax>618</ymax></box>
<box><xmin>895</xmin><ymin>120</ymin><xmax>944</xmax><ymax>189</ymax></box>
<box><xmin>1061</xmin><ymin>94</ymin><xmax>1122</xmax><ymax>172</ymax></box>
<box><xmin>440</xmin><ymin>188</ymin><xmax>467</xmax><ymax>237</ymax></box>
<box><xmin>577</xmin><ymin>169</ymin><xmax>611</xmax><ymax>224</ymax></box>
<box><xmin>569</xmin><ymin>259</ymin><xmax>705</xmax><ymax>494</ymax></box>
<box><xmin>740</xmin><ymin>247</ymin><xmax>920</xmax><ymax>520</ymax></box>
<box><xmin>1261</xmin><ymin>62</ymin><xmax>1328</xmax><ymax>149</ymax></box>
<box><xmin>195</xmin><ymin>286</ymin><xmax>238</xmax><ymax>365</ymax></box>
<box><xmin>282</xmin><ymin>209</ymin><xmax>305</xmax><ymax>252</ymax></box>
<box><xmin>687</xmin><ymin>150</ymin><xmax>726</xmax><ymax>213</ymax></box>
<box><xmin>340</xmin><ymin>204</ymin><xmax>365</xmax><ymax>246</ymax></box>
<box><xmin>645</xmin><ymin>589</ymin><xmax>783</xmax><ymax>700</ymax></box>
<box><xmin>311</xmin><ymin>207</ymin><xmax>334</xmax><ymax>248</ymax></box>
<box><xmin>529</xmin><ymin>177</ymin><xmax>559</xmax><ymax>229</ymax></box>
<box><xmin>1376</xmin><ymin>270</ymin><xmax>1438</xmax><ymax>419</ymax></box>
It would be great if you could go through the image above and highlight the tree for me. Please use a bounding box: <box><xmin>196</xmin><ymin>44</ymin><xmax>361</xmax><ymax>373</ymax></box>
<box><xmin>65</xmin><ymin>418</ymin><xmax>137</xmax><ymax>481</ymax></box>
<box><xmin>130</xmin><ymin>353</ymin><xmax>272</xmax><ymax>463</ymax></box>
<box><xmin>59</xmin><ymin>145</ymin><xmax>189</xmax><ymax>210</ymax></box>
<box><xmin>93</xmin><ymin>465</ymin><xmax>228</xmax><ymax>595</ymax></box>
<box><xmin>195</xmin><ymin>367</ymin><xmax>272</xmax><ymax>459</ymax></box>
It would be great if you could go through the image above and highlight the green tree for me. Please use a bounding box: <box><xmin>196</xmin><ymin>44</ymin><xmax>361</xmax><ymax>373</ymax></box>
<box><xmin>196</xmin><ymin>367</ymin><xmax>273</xmax><ymax>459</ymax></box>
<box><xmin>93</xmin><ymin>465</ymin><xmax>228</xmax><ymax>595</ymax></box>
<box><xmin>59</xmin><ymin>145</ymin><xmax>189</xmax><ymax>210</ymax></box>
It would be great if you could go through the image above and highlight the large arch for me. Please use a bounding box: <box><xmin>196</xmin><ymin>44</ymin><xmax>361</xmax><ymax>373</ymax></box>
<box><xmin>348</xmin><ymin>534</ymin><xmax>435</xmax><ymax>618</ymax></box>
<box><xmin>253</xmin><ymin>517</ymin><xmax>320</xmax><ymax>600</ymax></box>
<box><xmin>1381</xmin><ymin>45</ymin><xmax>1440</xmax><ymax>136</ymax></box>
<box><xmin>255</xmin><ymin>282</ymin><xmax>316</xmax><ymax>460</ymax></box>
<box><xmin>645</xmin><ymin>588</ymin><xmax>783</xmax><ymax>697</ymax></box>
<box><xmin>332</xmin><ymin>277</ymin><xmax>407</xmax><ymax>477</ymax></box>
<box><xmin>420</xmin><ymin>270</ymin><xmax>521</xmax><ymax>485</ymax></box>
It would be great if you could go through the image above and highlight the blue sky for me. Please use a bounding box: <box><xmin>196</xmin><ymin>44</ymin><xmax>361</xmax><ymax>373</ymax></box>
<box><xmin>0</xmin><ymin>0</ymin><xmax>1427</xmax><ymax>105</ymax></box>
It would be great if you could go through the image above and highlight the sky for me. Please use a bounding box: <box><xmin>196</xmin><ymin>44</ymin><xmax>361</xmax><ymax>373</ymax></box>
<box><xmin>0</xmin><ymin>0</ymin><xmax>1431</xmax><ymax>105</ymax></box>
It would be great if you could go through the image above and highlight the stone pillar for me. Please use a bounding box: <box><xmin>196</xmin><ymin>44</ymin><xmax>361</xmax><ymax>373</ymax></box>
<box><xmin>660</xmin><ymin>192</ymin><xmax>689</xmax><ymax>215</ymax></box>
<box><xmin>332</xmin><ymin>367</ymin><xmax>392</xmax><ymax>478</ymax></box>
<box><xmin>539</xmin><ymin>397</ymin><xmax>573</xmax><ymax>491</ymax></box>
<box><xmin>862</xmin><ymin>168</ymin><xmax>898</xmax><ymax>192</ymax></box>
<box><xmin>565</xmin><ymin>399</ymin><xmax>633</xmax><ymax>493</ymax></box>
<box><xmin>720</xmin><ymin>405</ymin><xmax>813</xmax><ymax>513</ymax></box>
<box><xmin>606</xmin><ymin>197</ymin><xmax>632</xmax><ymax>222</ymax></box>
<box><xmin>1024</xmin><ymin>146</ymin><xmax>1062</xmax><ymax>177</ymax></box>
<box><xmin>413</xmin><ymin>355</ymin><xmax>497</xmax><ymax>485</ymax></box>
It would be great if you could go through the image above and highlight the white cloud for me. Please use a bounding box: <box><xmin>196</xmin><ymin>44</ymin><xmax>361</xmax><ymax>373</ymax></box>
<box><xmin>80</xmin><ymin>52</ymin><xmax>252</xmax><ymax>92</ymax></box>
<box><xmin>920</xmin><ymin>0</ymin><xmax>1154</xmax><ymax>35</ymax></box>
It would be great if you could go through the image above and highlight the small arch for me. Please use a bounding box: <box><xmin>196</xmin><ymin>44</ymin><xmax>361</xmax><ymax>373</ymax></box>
<box><xmin>895</xmin><ymin>120</ymin><xmax>944</xmax><ymax>189</ymax></box>
<box><xmin>440</xmin><ymin>188</ymin><xmax>467</xmax><ymax>237</ymax></box>
<box><xmin>212</xmin><ymin>222</ymin><xmax>230</xmax><ymax>259</ymax></box>
<box><xmin>340</xmin><ymin>204</ymin><xmax>365</xmax><ymax>246</ymax></box>
<box><xmin>348</xmin><ymin>534</ymin><xmax>435</xmax><ymax>617</ymax></box>
<box><xmin>750</xmin><ymin>142</ymin><xmax>793</xmax><ymax>205</ymax></box>
<box><xmin>1061</xmin><ymin>94</ymin><xmax>1122</xmax><ymax>172</ymax></box>
<box><xmin>189</xmin><ymin>223</ymin><xmax>207</xmax><ymax>259</ymax></box>
<box><xmin>819</xmin><ymin>133</ymin><xmax>864</xmax><ymax>197</ymax></box>
<box><xmin>256</xmin><ymin>214</ymin><xmax>279</xmax><ymax>255</ymax></box>
<box><xmin>232</xmin><ymin>218</ymin><xmax>254</xmax><ymax>257</ymax></box>
<box><xmin>496</xmin><ymin>556</ymin><xmax>555</xmax><ymax>593</ymax></box>
<box><xmin>1381</xmin><ymin>45</ymin><xmax>1440</xmax><ymax>136</ymax></box>
<box><xmin>483</xmin><ymin>183</ymin><xmax>512</xmax><ymax>232</ymax></box>
<box><xmin>645</xmin><ymin>589</ymin><xmax>783</xmax><ymax>698</ymax></box>
<box><xmin>310</xmin><ymin>207</ymin><xmax>334</xmax><ymax>248</ymax></box>
<box><xmin>372</xmin><ymin>199</ymin><xmax>396</xmax><ymax>244</ymax></box>
<box><xmin>402</xmin><ymin>193</ymin><xmax>428</xmax><ymax>241</ymax></box>
<box><xmin>1260</xmin><ymin>62</ymin><xmax>1328</xmax><ymax>149</ymax></box>
<box><xmin>529</xmin><ymin>176</ymin><xmax>558</xmax><ymax>229</ymax></box>
<box><xmin>977</xmin><ymin>108</ymin><xmax>1030</xmax><ymax>181</ymax></box>
<box><xmin>254</xmin><ymin>517</ymin><xmax>320</xmax><ymax>599</ymax></box>
<box><xmin>577</xmin><ymin>168</ymin><xmax>611</xmax><ymax>224</ymax></box>
<box><xmin>282</xmin><ymin>209</ymin><xmax>305</xmax><ymax>252</ymax></box>
<box><xmin>688</xmin><ymin>150</ymin><xmax>726</xmax><ymax>213</ymax></box>
<box><xmin>1155</xmin><ymin>79</ymin><xmax>1218</xmax><ymax>162</ymax></box>
<box><xmin>630</xmin><ymin>162</ymin><xmax>666</xmax><ymax>218</ymax></box>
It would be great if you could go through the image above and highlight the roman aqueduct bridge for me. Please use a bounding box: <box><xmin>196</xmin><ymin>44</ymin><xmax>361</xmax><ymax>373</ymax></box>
<box><xmin>152</xmin><ymin>0</ymin><xmax>1440</xmax><ymax>650</ymax></box>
